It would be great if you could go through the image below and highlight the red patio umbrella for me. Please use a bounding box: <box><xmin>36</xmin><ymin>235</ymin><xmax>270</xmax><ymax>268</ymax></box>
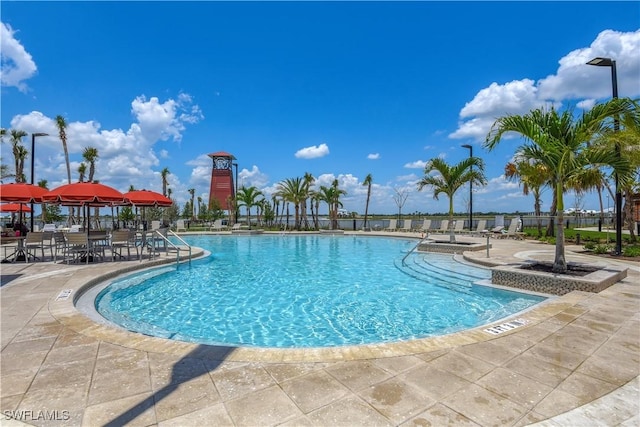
<box><xmin>0</xmin><ymin>203</ymin><xmax>32</xmax><ymax>213</ymax></box>
<box><xmin>42</xmin><ymin>182</ymin><xmax>126</xmax><ymax>205</ymax></box>
<box><xmin>0</xmin><ymin>183</ymin><xmax>48</xmax><ymax>203</ymax></box>
<box><xmin>123</xmin><ymin>189</ymin><xmax>173</xmax><ymax>207</ymax></box>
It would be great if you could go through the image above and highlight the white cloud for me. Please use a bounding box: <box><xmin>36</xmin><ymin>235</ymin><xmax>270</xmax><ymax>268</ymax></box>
<box><xmin>238</xmin><ymin>165</ymin><xmax>270</xmax><ymax>189</ymax></box>
<box><xmin>9</xmin><ymin>93</ymin><xmax>201</xmax><ymax>203</ymax></box>
<box><xmin>0</xmin><ymin>22</ymin><xmax>37</xmax><ymax>92</ymax></box>
<box><xmin>451</xmin><ymin>29</ymin><xmax>640</xmax><ymax>143</ymax></box>
<box><xmin>404</xmin><ymin>160</ymin><xmax>427</xmax><ymax>169</ymax></box>
<box><xmin>367</xmin><ymin>153</ymin><xmax>380</xmax><ymax>160</ymax></box>
<box><xmin>294</xmin><ymin>143</ymin><xmax>329</xmax><ymax>159</ymax></box>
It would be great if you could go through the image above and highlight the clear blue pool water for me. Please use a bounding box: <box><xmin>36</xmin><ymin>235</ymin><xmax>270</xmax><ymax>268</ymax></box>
<box><xmin>95</xmin><ymin>235</ymin><xmax>546</xmax><ymax>348</ymax></box>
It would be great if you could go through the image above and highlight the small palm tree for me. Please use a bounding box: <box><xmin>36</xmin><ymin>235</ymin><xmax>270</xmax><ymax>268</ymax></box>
<box><xmin>56</xmin><ymin>115</ymin><xmax>73</xmax><ymax>222</ymax></box>
<box><xmin>78</xmin><ymin>163</ymin><xmax>87</xmax><ymax>182</ymax></box>
<box><xmin>188</xmin><ymin>188</ymin><xmax>196</xmax><ymax>220</ymax></box>
<box><xmin>82</xmin><ymin>147</ymin><xmax>99</xmax><ymax>182</ymax></box>
<box><xmin>275</xmin><ymin>177</ymin><xmax>305</xmax><ymax>230</ymax></box>
<box><xmin>236</xmin><ymin>186</ymin><xmax>264</xmax><ymax>229</ymax></box>
<box><xmin>504</xmin><ymin>158</ymin><xmax>549</xmax><ymax>237</ymax></box>
<box><xmin>417</xmin><ymin>157</ymin><xmax>487</xmax><ymax>243</ymax></box>
<box><xmin>485</xmin><ymin>99</ymin><xmax>633</xmax><ymax>271</ymax></box>
<box><xmin>10</xmin><ymin>129</ymin><xmax>27</xmax><ymax>182</ymax></box>
<box><xmin>362</xmin><ymin>174</ymin><xmax>373</xmax><ymax>230</ymax></box>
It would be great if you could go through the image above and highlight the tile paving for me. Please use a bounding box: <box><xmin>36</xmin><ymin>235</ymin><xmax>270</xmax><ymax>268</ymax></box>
<box><xmin>0</xmin><ymin>232</ymin><xmax>638</xmax><ymax>426</ymax></box>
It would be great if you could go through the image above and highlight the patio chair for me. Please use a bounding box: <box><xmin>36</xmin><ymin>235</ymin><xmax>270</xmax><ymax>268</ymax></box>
<box><xmin>432</xmin><ymin>220</ymin><xmax>449</xmax><ymax>234</ymax></box>
<box><xmin>110</xmin><ymin>229</ymin><xmax>139</xmax><ymax>260</ymax></box>
<box><xmin>151</xmin><ymin>220</ymin><xmax>161</xmax><ymax>231</ymax></box>
<box><xmin>400</xmin><ymin>220</ymin><xmax>413</xmax><ymax>232</ymax></box>
<box><xmin>497</xmin><ymin>220</ymin><xmax>525</xmax><ymax>240</ymax></box>
<box><xmin>417</xmin><ymin>219</ymin><xmax>431</xmax><ymax>234</ymax></box>
<box><xmin>384</xmin><ymin>219</ymin><xmax>397</xmax><ymax>232</ymax></box>
<box><xmin>210</xmin><ymin>219</ymin><xmax>226</xmax><ymax>232</ymax></box>
<box><xmin>463</xmin><ymin>219</ymin><xmax>487</xmax><ymax>236</ymax></box>
<box><xmin>452</xmin><ymin>220</ymin><xmax>465</xmax><ymax>234</ymax></box>
<box><xmin>64</xmin><ymin>232</ymin><xmax>90</xmax><ymax>264</ymax></box>
<box><xmin>176</xmin><ymin>219</ymin><xmax>187</xmax><ymax>232</ymax></box>
<box><xmin>52</xmin><ymin>231</ymin><xmax>67</xmax><ymax>261</ymax></box>
<box><xmin>24</xmin><ymin>231</ymin><xmax>46</xmax><ymax>261</ymax></box>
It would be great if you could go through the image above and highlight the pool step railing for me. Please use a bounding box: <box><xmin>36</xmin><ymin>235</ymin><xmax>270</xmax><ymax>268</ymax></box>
<box><xmin>146</xmin><ymin>229</ymin><xmax>192</xmax><ymax>267</ymax></box>
<box><xmin>401</xmin><ymin>234</ymin><xmax>430</xmax><ymax>266</ymax></box>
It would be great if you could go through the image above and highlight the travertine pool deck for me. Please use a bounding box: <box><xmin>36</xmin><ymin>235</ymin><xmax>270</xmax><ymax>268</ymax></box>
<box><xmin>1</xmin><ymin>233</ymin><xmax>638</xmax><ymax>426</ymax></box>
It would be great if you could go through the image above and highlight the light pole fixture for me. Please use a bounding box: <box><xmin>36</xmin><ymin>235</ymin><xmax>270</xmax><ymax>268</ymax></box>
<box><xmin>587</xmin><ymin>56</ymin><xmax>621</xmax><ymax>255</ymax></box>
<box><xmin>232</xmin><ymin>162</ymin><xmax>239</xmax><ymax>223</ymax></box>
<box><xmin>30</xmin><ymin>132</ymin><xmax>49</xmax><ymax>232</ymax></box>
<box><xmin>461</xmin><ymin>144</ymin><xmax>473</xmax><ymax>231</ymax></box>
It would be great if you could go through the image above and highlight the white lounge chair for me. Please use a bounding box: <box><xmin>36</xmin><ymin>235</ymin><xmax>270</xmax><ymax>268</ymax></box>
<box><xmin>176</xmin><ymin>219</ymin><xmax>186</xmax><ymax>232</ymax></box>
<box><xmin>463</xmin><ymin>219</ymin><xmax>487</xmax><ymax>236</ymax></box>
<box><xmin>210</xmin><ymin>219</ymin><xmax>226</xmax><ymax>232</ymax></box>
<box><xmin>452</xmin><ymin>220</ymin><xmax>465</xmax><ymax>234</ymax></box>
<box><xmin>433</xmin><ymin>220</ymin><xmax>449</xmax><ymax>234</ymax></box>
<box><xmin>400</xmin><ymin>220</ymin><xmax>413</xmax><ymax>232</ymax></box>
<box><xmin>497</xmin><ymin>220</ymin><xmax>525</xmax><ymax>240</ymax></box>
<box><xmin>417</xmin><ymin>219</ymin><xmax>431</xmax><ymax>233</ymax></box>
<box><xmin>384</xmin><ymin>219</ymin><xmax>397</xmax><ymax>232</ymax></box>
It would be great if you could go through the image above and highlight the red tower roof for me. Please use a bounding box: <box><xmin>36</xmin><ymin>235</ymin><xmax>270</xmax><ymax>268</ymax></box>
<box><xmin>207</xmin><ymin>151</ymin><xmax>236</xmax><ymax>159</ymax></box>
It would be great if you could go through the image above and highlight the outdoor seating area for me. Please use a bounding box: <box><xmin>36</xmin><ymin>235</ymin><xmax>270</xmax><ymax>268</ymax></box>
<box><xmin>0</xmin><ymin>228</ymin><xmax>174</xmax><ymax>264</ymax></box>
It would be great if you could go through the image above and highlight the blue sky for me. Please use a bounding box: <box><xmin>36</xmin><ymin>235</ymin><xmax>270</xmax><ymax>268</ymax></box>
<box><xmin>2</xmin><ymin>2</ymin><xmax>639</xmax><ymax>216</ymax></box>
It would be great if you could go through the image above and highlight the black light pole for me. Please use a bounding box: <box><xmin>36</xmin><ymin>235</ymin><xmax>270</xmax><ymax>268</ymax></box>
<box><xmin>30</xmin><ymin>132</ymin><xmax>49</xmax><ymax>232</ymax></box>
<box><xmin>587</xmin><ymin>57</ymin><xmax>621</xmax><ymax>255</ymax></box>
<box><xmin>461</xmin><ymin>144</ymin><xmax>473</xmax><ymax>230</ymax></box>
<box><xmin>232</xmin><ymin>162</ymin><xmax>239</xmax><ymax>223</ymax></box>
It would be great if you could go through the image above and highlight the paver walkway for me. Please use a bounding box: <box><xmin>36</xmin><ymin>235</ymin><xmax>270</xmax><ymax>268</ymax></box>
<box><xmin>1</xmin><ymin>233</ymin><xmax>638</xmax><ymax>426</ymax></box>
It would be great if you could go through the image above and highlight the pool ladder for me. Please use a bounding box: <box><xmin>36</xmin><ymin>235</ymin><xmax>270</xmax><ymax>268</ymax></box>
<box><xmin>146</xmin><ymin>229</ymin><xmax>192</xmax><ymax>267</ymax></box>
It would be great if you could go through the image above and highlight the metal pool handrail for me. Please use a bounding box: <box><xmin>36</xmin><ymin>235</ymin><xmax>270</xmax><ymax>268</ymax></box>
<box><xmin>402</xmin><ymin>233</ymin><xmax>430</xmax><ymax>266</ymax></box>
<box><xmin>148</xmin><ymin>229</ymin><xmax>192</xmax><ymax>267</ymax></box>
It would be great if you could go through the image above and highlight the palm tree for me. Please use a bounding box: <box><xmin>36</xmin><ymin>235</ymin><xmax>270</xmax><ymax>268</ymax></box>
<box><xmin>56</xmin><ymin>115</ymin><xmax>74</xmax><ymax>222</ymax></box>
<box><xmin>38</xmin><ymin>179</ymin><xmax>48</xmax><ymax>223</ymax></box>
<box><xmin>77</xmin><ymin>163</ymin><xmax>87</xmax><ymax>182</ymax></box>
<box><xmin>485</xmin><ymin>100</ymin><xmax>633</xmax><ymax>272</ymax></box>
<box><xmin>82</xmin><ymin>147</ymin><xmax>99</xmax><ymax>182</ymax></box>
<box><xmin>9</xmin><ymin>129</ymin><xmax>27</xmax><ymax>182</ymax></box>
<box><xmin>417</xmin><ymin>157</ymin><xmax>487</xmax><ymax>243</ymax></box>
<box><xmin>504</xmin><ymin>158</ymin><xmax>549</xmax><ymax>237</ymax></box>
<box><xmin>236</xmin><ymin>186</ymin><xmax>264</xmax><ymax>229</ymax></box>
<box><xmin>362</xmin><ymin>174</ymin><xmax>373</xmax><ymax>230</ymax></box>
<box><xmin>188</xmin><ymin>188</ymin><xmax>196</xmax><ymax>220</ymax></box>
<box><xmin>318</xmin><ymin>180</ymin><xmax>346</xmax><ymax>230</ymax></box>
<box><xmin>275</xmin><ymin>177</ymin><xmax>305</xmax><ymax>230</ymax></box>
<box><xmin>15</xmin><ymin>145</ymin><xmax>28</xmax><ymax>183</ymax></box>
<box><xmin>302</xmin><ymin>172</ymin><xmax>315</xmax><ymax>229</ymax></box>
<box><xmin>161</xmin><ymin>167</ymin><xmax>170</xmax><ymax>196</ymax></box>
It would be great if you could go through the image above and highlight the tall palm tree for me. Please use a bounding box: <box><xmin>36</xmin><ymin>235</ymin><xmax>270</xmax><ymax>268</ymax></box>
<box><xmin>417</xmin><ymin>157</ymin><xmax>487</xmax><ymax>243</ymax></box>
<box><xmin>188</xmin><ymin>188</ymin><xmax>196</xmax><ymax>220</ymax></box>
<box><xmin>504</xmin><ymin>158</ymin><xmax>549</xmax><ymax>237</ymax></box>
<box><xmin>362</xmin><ymin>174</ymin><xmax>373</xmax><ymax>230</ymax></box>
<box><xmin>276</xmin><ymin>177</ymin><xmax>305</xmax><ymax>230</ymax></box>
<box><xmin>302</xmin><ymin>172</ymin><xmax>315</xmax><ymax>229</ymax></box>
<box><xmin>82</xmin><ymin>147</ymin><xmax>99</xmax><ymax>182</ymax></box>
<box><xmin>236</xmin><ymin>186</ymin><xmax>264</xmax><ymax>229</ymax></box>
<box><xmin>485</xmin><ymin>100</ymin><xmax>633</xmax><ymax>272</ymax></box>
<box><xmin>317</xmin><ymin>180</ymin><xmax>346</xmax><ymax>230</ymax></box>
<box><xmin>10</xmin><ymin>129</ymin><xmax>27</xmax><ymax>182</ymax></box>
<box><xmin>161</xmin><ymin>167</ymin><xmax>170</xmax><ymax>196</ymax></box>
<box><xmin>56</xmin><ymin>115</ymin><xmax>74</xmax><ymax>222</ymax></box>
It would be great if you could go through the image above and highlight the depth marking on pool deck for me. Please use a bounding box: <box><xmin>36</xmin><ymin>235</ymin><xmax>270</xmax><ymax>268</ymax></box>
<box><xmin>56</xmin><ymin>289</ymin><xmax>73</xmax><ymax>301</ymax></box>
<box><xmin>484</xmin><ymin>318</ymin><xmax>529</xmax><ymax>335</ymax></box>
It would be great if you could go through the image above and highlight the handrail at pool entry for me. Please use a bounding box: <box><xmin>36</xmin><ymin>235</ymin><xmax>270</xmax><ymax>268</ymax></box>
<box><xmin>148</xmin><ymin>229</ymin><xmax>192</xmax><ymax>267</ymax></box>
<box><xmin>402</xmin><ymin>233</ymin><xmax>430</xmax><ymax>266</ymax></box>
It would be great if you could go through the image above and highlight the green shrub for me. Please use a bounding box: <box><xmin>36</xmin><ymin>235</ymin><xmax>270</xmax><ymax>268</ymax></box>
<box><xmin>583</xmin><ymin>242</ymin><xmax>596</xmax><ymax>251</ymax></box>
<box><xmin>623</xmin><ymin>246</ymin><xmax>640</xmax><ymax>257</ymax></box>
<box><xmin>594</xmin><ymin>244</ymin><xmax>612</xmax><ymax>254</ymax></box>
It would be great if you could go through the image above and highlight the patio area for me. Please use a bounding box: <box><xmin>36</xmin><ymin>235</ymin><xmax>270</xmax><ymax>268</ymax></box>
<box><xmin>1</xmin><ymin>234</ymin><xmax>638</xmax><ymax>426</ymax></box>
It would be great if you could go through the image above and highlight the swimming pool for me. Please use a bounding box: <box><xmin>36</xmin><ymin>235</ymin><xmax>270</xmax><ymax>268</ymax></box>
<box><xmin>95</xmin><ymin>235</ymin><xmax>546</xmax><ymax>348</ymax></box>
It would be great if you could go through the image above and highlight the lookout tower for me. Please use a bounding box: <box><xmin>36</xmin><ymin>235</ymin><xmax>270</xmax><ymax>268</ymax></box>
<box><xmin>208</xmin><ymin>151</ymin><xmax>236</xmax><ymax>211</ymax></box>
